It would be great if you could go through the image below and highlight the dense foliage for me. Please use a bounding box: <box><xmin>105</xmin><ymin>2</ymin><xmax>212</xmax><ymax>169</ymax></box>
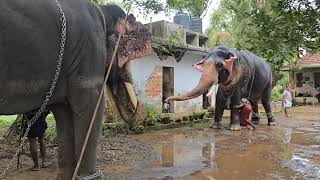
<box><xmin>166</xmin><ymin>0</ymin><xmax>212</xmax><ymax>17</ymax></box>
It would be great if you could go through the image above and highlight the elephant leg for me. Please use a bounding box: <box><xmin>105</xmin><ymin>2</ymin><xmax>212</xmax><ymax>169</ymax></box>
<box><xmin>262</xmin><ymin>85</ymin><xmax>276</xmax><ymax>126</ymax></box>
<box><xmin>212</xmin><ymin>87</ymin><xmax>227</xmax><ymax>129</ymax></box>
<box><xmin>230</xmin><ymin>85</ymin><xmax>241</xmax><ymax>131</ymax></box>
<box><xmin>249</xmin><ymin>100</ymin><xmax>260</xmax><ymax>124</ymax></box>
<box><xmin>52</xmin><ymin>104</ymin><xmax>75</xmax><ymax>180</ymax></box>
<box><xmin>69</xmin><ymin>89</ymin><xmax>104</xmax><ymax>179</ymax></box>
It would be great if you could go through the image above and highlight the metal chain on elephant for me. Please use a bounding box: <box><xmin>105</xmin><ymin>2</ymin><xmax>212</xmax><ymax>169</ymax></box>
<box><xmin>240</xmin><ymin>50</ymin><xmax>256</xmax><ymax>100</ymax></box>
<box><xmin>219</xmin><ymin>57</ymin><xmax>240</xmax><ymax>100</ymax></box>
<box><xmin>0</xmin><ymin>0</ymin><xmax>67</xmax><ymax>178</ymax></box>
<box><xmin>80</xmin><ymin>170</ymin><xmax>104</xmax><ymax>180</ymax></box>
<box><xmin>219</xmin><ymin>50</ymin><xmax>256</xmax><ymax>101</ymax></box>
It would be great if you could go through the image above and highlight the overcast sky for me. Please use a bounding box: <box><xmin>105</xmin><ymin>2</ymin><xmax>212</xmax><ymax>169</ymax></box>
<box><xmin>113</xmin><ymin>0</ymin><xmax>220</xmax><ymax>32</ymax></box>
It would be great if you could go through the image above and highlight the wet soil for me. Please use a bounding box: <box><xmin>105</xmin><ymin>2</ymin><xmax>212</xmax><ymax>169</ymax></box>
<box><xmin>0</xmin><ymin>106</ymin><xmax>319</xmax><ymax>180</ymax></box>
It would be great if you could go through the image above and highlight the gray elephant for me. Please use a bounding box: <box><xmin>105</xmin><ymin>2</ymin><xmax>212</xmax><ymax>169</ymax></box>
<box><xmin>0</xmin><ymin>1</ymin><xmax>151</xmax><ymax>179</ymax></box>
<box><xmin>165</xmin><ymin>46</ymin><xmax>275</xmax><ymax>130</ymax></box>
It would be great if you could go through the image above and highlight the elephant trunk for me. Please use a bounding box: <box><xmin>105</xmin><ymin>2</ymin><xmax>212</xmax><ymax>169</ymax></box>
<box><xmin>165</xmin><ymin>73</ymin><xmax>216</xmax><ymax>102</ymax></box>
<box><xmin>165</xmin><ymin>60</ymin><xmax>219</xmax><ymax>102</ymax></box>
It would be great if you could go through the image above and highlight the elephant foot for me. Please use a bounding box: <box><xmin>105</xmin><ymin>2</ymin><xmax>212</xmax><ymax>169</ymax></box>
<box><xmin>252</xmin><ymin>117</ymin><xmax>260</xmax><ymax>125</ymax></box>
<box><xmin>268</xmin><ymin>117</ymin><xmax>276</xmax><ymax>126</ymax></box>
<box><xmin>211</xmin><ymin>121</ymin><xmax>222</xmax><ymax>129</ymax></box>
<box><xmin>230</xmin><ymin>123</ymin><xmax>241</xmax><ymax>131</ymax></box>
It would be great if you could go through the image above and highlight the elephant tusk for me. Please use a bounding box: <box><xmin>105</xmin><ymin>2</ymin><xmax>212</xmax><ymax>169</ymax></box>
<box><xmin>206</xmin><ymin>85</ymin><xmax>216</xmax><ymax>97</ymax></box>
<box><xmin>124</xmin><ymin>82</ymin><xmax>138</xmax><ymax>109</ymax></box>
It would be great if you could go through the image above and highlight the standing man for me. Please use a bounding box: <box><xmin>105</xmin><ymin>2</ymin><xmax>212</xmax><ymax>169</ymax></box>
<box><xmin>283</xmin><ymin>86</ymin><xmax>292</xmax><ymax>118</ymax></box>
<box><xmin>23</xmin><ymin>110</ymin><xmax>50</xmax><ymax>171</ymax></box>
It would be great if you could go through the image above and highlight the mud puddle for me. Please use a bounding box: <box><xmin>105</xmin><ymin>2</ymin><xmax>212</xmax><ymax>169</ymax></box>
<box><xmin>0</xmin><ymin>107</ymin><xmax>319</xmax><ymax>180</ymax></box>
<box><xmin>105</xmin><ymin>115</ymin><xmax>320</xmax><ymax>180</ymax></box>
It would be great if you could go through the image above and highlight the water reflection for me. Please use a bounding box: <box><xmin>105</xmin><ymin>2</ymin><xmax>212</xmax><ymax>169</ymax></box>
<box><xmin>157</xmin><ymin>133</ymin><xmax>218</xmax><ymax>171</ymax></box>
<box><xmin>161</xmin><ymin>136</ymin><xmax>174</xmax><ymax>167</ymax></box>
<box><xmin>202</xmin><ymin>143</ymin><xmax>217</xmax><ymax>169</ymax></box>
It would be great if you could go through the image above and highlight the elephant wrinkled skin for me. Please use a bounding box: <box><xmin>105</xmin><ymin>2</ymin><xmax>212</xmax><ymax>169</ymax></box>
<box><xmin>0</xmin><ymin>1</ymin><xmax>151</xmax><ymax>179</ymax></box>
<box><xmin>166</xmin><ymin>46</ymin><xmax>275</xmax><ymax>130</ymax></box>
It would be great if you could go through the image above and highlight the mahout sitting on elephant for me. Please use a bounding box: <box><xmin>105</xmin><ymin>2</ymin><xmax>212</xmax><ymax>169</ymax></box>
<box><xmin>0</xmin><ymin>1</ymin><xmax>151</xmax><ymax>179</ymax></box>
<box><xmin>165</xmin><ymin>46</ymin><xmax>275</xmax><ymax>130</ymax></box>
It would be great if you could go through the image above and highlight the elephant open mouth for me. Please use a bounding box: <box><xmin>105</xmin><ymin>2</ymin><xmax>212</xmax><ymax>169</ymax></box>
<box><xmin>106</xmin><ymin>15</ymin><xmax>152</xmax><ymax>126</ymax></box>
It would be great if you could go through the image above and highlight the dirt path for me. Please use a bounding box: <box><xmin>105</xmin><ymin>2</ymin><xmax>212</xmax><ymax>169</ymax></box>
<box><xmin>0</xmin><ymin>106</ymin><xmax>319</xmax><ymax>180</ymax></box>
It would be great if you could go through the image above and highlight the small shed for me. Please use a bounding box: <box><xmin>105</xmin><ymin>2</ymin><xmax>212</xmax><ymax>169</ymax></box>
<box><xmin>288</xmin><ymin>53</ymin><xmax>320</xmax><ymax>104</ymax></box>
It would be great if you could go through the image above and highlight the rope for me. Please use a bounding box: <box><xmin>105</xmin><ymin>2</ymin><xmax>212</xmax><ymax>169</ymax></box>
<box><xmin>71</xmin><ymin>3</ymin><xmax>133</xmax><ymax>180</ymax></box>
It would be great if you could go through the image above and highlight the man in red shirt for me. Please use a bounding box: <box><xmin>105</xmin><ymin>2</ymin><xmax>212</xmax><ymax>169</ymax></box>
<box><xmin>235</xmin><ymin>99</ymin><xmax>256</xmax><ymax>131</ymax></box>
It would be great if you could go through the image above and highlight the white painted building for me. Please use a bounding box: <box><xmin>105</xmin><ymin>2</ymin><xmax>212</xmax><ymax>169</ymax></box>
<box><xmin>130</xmin><ymin>20</ymin><xmax>217</xmax><ymax>113</ymax></box>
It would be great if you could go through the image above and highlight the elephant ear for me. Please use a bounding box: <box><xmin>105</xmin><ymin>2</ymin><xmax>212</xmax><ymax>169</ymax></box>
<box><xmin>117</xmin><ymin>14</ymin><xmax>152</xmax><ymax>68</ymax></box>
<box><xmin>223</xmin><ymin>52</ymin><xmax>237</xmax><ymax>83</ymax></box>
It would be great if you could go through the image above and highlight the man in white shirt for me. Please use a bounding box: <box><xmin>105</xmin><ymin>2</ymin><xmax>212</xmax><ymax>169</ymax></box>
<box><xmin>283</xmin><ymin>87</ymin><xmax>292</xmax><ymax>118</ymax></box>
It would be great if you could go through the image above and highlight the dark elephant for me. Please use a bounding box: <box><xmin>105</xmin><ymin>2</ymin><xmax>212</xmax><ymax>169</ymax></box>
<box><xmin>0</xmin><ymin>1</ymin><xmax>151</xmax><ymax>179</ymax></box>
<box><xmin>165</xmin><ymin>46</ymin><xmax>275</xmax><ymax>130</ymax></box>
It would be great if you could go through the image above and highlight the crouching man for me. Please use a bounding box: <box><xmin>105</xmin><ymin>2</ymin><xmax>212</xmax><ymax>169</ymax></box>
<box><xmin>235</xmin><ymin>99</ymin><xmax>256</xmax><ymax>131</ymax></box>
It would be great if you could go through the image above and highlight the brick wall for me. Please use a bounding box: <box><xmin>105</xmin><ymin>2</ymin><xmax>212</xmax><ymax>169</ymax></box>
<box><xmin>145</xmin><ymin>66</ymin><xmax>163</xmax><ymax>98</ymax></box>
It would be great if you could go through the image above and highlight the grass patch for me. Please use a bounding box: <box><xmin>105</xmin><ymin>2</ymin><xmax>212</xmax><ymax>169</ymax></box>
<box><xmin>0</xmin><ymin>115</ymin><xmax>18</xmax><ymax>135</ymax></box>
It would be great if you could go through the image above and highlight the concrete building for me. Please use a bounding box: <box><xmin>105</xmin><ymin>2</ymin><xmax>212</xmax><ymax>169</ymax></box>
<box><xmin>131</xmin><ymin>20</ymin><xmax>214</xmax><ymax>113</ymax></box>
<box><xmin>288</xmin><ymin>53</ymin><xmax>320</xmax><ymax>104</ymax></box>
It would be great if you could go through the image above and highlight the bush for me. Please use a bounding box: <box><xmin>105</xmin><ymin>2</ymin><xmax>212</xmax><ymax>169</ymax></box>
<box><xmin>144</xmin><ymin>104</ymin><xmax>161</xmax><ymax>126</ymax></box>
<box><xmin>272</xmin><ymin>89</ymin><xmax>283</xmax><ymax>101</ymax></box>
<box><xmin>272</xmin><ymin>72</ymin><xmax>289</xmax><ymax>101</ymax></box>
<box><xmin>45</xmin><ymin>114</ymin><xmax>57</xmax><ymax>144</ymax></box>
<box><xmin>131</xmin><ymin>124</ymin><xmax>144</xmax><ymax>134</ymax></box>
<box><xmin>114</xmin><ymin>121</ymin><xmax>127</xmax><ymax>134</ymax></box>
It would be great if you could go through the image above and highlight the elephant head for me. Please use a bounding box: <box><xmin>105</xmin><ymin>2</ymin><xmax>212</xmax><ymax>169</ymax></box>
<box><xmin>100</xmin><ymin>5</ymin><xmax>152</xmax><ymax>126</ymax></box>
<box><xmin>165</xmin><ymin>46</ymin><xmax>237</xmax><ymax>102</ymax></box>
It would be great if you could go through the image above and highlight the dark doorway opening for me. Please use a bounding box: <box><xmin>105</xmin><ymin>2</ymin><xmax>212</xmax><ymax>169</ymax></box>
<box><xmin>314</xmin><ymin>72</ymin><xmax>320</xmax><ymax>88</ymax></box>
<box><xmin>162</xmin><ymin>67</ymin><xmax>174</xmax><ymax>113</ymax></box>
<box><xmin>202</xmin><ymin>90</ymin><xmax>211</xmax><ymax>109</ymax></box>
<box><xmin>296</xmin><ymin>73</ymin><xmax>303</xmax><ymax>87</ymax></box>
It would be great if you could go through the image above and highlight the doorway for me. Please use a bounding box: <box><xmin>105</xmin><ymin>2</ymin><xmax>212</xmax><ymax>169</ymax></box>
<box><xmin>202</xmin><ymin>90</ymin><xmax>211</xmax><ymax>109</ymax></box>
<box><xmin>162</xmin><ymin>67</ymin><xmax>174</xmax><ymax>113</ymax></box>
<box><xmin>314</xmin><ymin>72</ymin><xmax>320</xmax><ymax>88</ymax></box>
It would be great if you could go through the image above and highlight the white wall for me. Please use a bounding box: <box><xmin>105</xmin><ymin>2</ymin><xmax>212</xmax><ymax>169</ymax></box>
<box><xmin>131</xmin><ymin>51</ymin><xmax>211</xmax><ymax>112</ymax></box>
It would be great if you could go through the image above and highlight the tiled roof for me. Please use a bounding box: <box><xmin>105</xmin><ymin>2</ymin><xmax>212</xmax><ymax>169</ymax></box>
<box><xmin>299</xmin><ymin>53</ymin><xmax>320</xmax><ymax>65</ymax></box>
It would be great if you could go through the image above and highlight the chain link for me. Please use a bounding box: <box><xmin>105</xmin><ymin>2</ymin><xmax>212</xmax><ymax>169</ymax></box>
<box><xmin>240</xmin><ymin>50</ymin><xmax>256</xmax><ymax>100</ymax></box>
<box><xmin>219</xmin><ymin>50</ymin><xmax>256</xmax><ymax>101</ymax></box>
<box><xmin>78</xmin><ymin>169</ymin><xmax>104</xmax><ymax>180</ymax></box>
<box><xmin>219</xmin><ymin>56</ymin><xmax>239</xmax><ymax>100</ymax></box>
<box><xmin>0</xmin><ymin>0</ymin><xmax>66</xmax><ymax>178</ymax></box>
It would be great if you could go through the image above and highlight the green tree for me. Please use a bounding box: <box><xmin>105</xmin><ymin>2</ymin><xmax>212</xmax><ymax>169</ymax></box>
<box><xmin>90</xmin><ymin>0</ymin><xmax>166</xmax><ymax>15</ymax></box>
<box><xmin>90</xmin><ymin>0</ymin><xmax>107</xmax><ymax>5</ymax></box>
<box><xmin>166</xmin><ymin>0</ymin><xmax>212</xmax><ymax>17</ymax></box>
<box><xmin>123</xmin><ymin>0</ymin><xmax>166</xmax><ymax>15</ymax></box>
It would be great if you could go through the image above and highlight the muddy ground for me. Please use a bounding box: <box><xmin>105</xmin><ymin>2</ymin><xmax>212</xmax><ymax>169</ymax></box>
<box><xmin>0</xmin><ymin>106</ymin><xmax>319</xmax><ymax>180</ymax></box>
